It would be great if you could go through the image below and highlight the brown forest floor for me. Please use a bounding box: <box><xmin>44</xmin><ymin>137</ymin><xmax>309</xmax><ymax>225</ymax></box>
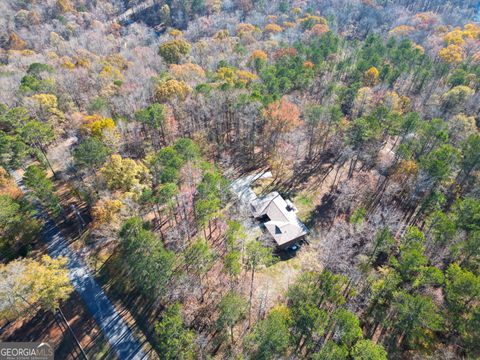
<box><xmin>0</xmin><ymin>290</ymin><xmax>111</xmax><ymax>360</ymax></box>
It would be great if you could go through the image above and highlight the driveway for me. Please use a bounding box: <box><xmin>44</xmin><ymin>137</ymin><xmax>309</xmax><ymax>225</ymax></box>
<box><xmin>13</xmin><ymin>172</ymin><xmax>146</xmax><ymax>360</ymax></box>
<box><xmin>230</xmin><ymin>171</ymin><xmax>272</xmax><ymax>204</ymax></box>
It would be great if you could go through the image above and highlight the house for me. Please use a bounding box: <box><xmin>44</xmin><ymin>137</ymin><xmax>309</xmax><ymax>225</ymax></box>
<box><xmin>250</xmin><ymin>192</ymin><xmax>308</xmax><ymax>249</ymax></box>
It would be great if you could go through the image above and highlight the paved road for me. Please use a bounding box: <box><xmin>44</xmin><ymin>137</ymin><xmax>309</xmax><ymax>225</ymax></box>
<box><xmin>13</xmin><ymin>173</ymin><xmax>146</xmax><ymax>360</ymax></box>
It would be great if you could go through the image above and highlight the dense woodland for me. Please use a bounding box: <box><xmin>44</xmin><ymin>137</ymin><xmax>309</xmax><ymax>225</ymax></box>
<box><xmin>0</xmin><ymin>0</ymin><xmax>479</xmax><ymax>359</ymax></box>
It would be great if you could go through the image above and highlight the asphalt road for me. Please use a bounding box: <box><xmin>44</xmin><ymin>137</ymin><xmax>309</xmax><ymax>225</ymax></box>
<box><xmin>14</xmin><ymin>172</ymin><xmax>146</xmax><ymax>360</ymax></box>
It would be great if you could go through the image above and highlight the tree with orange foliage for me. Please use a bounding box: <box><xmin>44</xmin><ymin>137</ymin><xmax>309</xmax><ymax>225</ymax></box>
<box><xmin>264</xmin><ymin>24</ymin><xmax>283</xmax><ymax>35</ymax></box>
<box><xmin>0</xmin><ymin>167</ymin><xmax>41</xmax><ymax>259</ymax></box>
<box><xmin>250</xmin><ymin>50</ymin><xmax>268</xmax><ymax>62</ymax></box>
<box><xmin>389</xmin><ymin>25</ymin><xmax>415</xmax><ymax>37</ymax></box>
<box><xmin>308</xmin><ymin>23</ymin><xmax>329</xmax><ymax>37</ymax></box>
<box><xmin>169</xmin><ymin>63</ymin><xmax>206</xmax><ymax>84</ymax></box>
<box><xmin>272</xmin><ymin>47</ymin><xmax>297</xmax><ymax>60</ymax></box>
<box><xmin>413</xmin><ymin>12</ymin><xmax>438</xmax><ymax>29</ymax></box>
<box><xmin>0</xmin><ymin>168</ymin><xmax>20</xmax><ymax>197</ymax></box>
<box><xmin>262</xmin><ymin>97</ymin><xmax>301</xmax><ymax>155</ymax></box>
<box><xmin>8</xmin><ymin>33</ymin><xmax>27</xmax><ymax>50</ymax></box>
<box><xmin>303</xmin><ymin>61</ymin><xmax>315</xmax><ymax>69</ymax></box>
<box><xmin>249</xmin><ymin>50</ymin><xmax>268</xmax><ymax>72</ymax></box>
<box><xmin>236</xmin><ymin>23</ymin><xmax>258</xmax><ymax>37</ymax></box>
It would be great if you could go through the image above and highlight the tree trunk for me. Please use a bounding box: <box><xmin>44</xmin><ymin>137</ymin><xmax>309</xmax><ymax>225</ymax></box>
<box><xmin>38</xmin><ymin>144</ymin><xmax>57</xmax><ymax>179</ymax></box>
<box><xmin>248</xmin><ymin>268</ymin><xmax>255</xmax><ymax>328</ymax></box>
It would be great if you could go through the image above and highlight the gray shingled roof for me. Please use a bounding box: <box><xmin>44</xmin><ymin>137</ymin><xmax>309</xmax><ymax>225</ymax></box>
<box><xmin>251</xmin><ymin>192</ymin><xmax>308</xmax><ymax>246</ymax></box>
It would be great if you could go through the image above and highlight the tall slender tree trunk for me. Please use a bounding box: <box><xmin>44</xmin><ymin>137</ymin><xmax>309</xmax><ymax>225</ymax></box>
<box><xmin>38</xmin><ymin>144</ymin><xmax>57</xmax><ymax>179</ymax></box>
<box><xmin>248</xmin><ymin>268</ymin><xmax>255</xmax><ymax>328</ymax></box>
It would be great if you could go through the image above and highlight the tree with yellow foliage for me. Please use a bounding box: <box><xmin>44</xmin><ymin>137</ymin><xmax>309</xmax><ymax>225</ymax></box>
<box><xmin>82</xmin><ymin>115</ymin><xmax>117</xmax><ymax>139</ymax></box>
<box><xmin>27</xmin><ymin>93</ymin><xmax>65</xmax><ymax>128</ymax></box>
<box><xmin>91</xmin><ymin>198</ymin><xmax>123</xmax><ymax>227</ymax></box>
<box><xmin>442</xmin><ymin>85</ymin><xmax>475</xmax><ymax>111</ymax></box>
<box><xmin>159</xmin><ymin>39</ymin><xmax>191</xmax><ymax>64</ymax></box>
<box><xmin>0</xmin><ymin>255</ymin><xmax>72</xmax><ymax>318</ymax></box>
<box><xmin>31</xmin><ymin>93</ymin><xmax>58</xmax><ymax>110</ymax></box>
<box><xmin>210</xmin><ymin>0</ymin><xmax>222</xmax><ymax>13</ymax></box>
<box><xmin>213</xmin><ymin>29</ymin><xmax>229</xmax><ymax>40</ymax></box>
<box><xmin>438</xmin><ymin>44</ymin><xmax>463</xmax><ymax>64</ymax></box>
<box><xmin>383</xmin><ymin>92</ymin><xmax>411</xmax><ymax>114</ymax></box>
<box><xmin>100</xmin><ymin>155</ymin><xmax>150</xmax><ymax>192</ymax></box>
<box><xmin>393</xmin><ymin>160</ymin><xmax>419</xmax><ymax>183</ymax></box>
<box><xmin>60</xmin><ymin>56</ymin><xmax>75</xmax><ymax>70</ymax></box>
<box><xmin>439</xmin><ymin>23</ymin><xmax>480</xmax><ymax>64</ymax></box>
<box><xmin>237</xmin><ymin>70</ymin><xmax>257</xmax><ymax>85</ymax></box>
<box><xmin>155</xmin><ymin>79</ymin><xmax>191</xmax><ymax>102</ymax></box>
<box><xmin>56</xmin><ymin>0</ymin><xmax>74</xmax><ymax>13</ymax></box>
<box><xmin>169</xmin><ymin>29</ymin><xmax>183</xmax><ymax>38</ymax></box>
<box><xmin>216</xmin><ymin>67</ymin><xmax>257</xmax><ymax>87</ymax></box>
<box><xmin>363</xmin><ymin>67</ymin><xmax>380</xmax><ymax>87</ymax></box>
<box><xmin>463</xmin><ymin>23</ymin><xmax>480</xmax><ymax>39</ymax></box>
<box><xmin>298</xmin><ymin>15</ymin><xmax>327</xmax><ymax>31</ymax></box>
<box><xmin>27</xmin><ymin>255</ymin><xmax>72</xmax><ymax>312</ymax></box>
<box><xmin>216</xmin><ymin>66</ymin><xmax>238</xmax><ymax>86</ymax></box>
<box><xmin>99</xmin><ymin>65</ymin><xmax>124</xmax><ymax>84</ymax></box>
<box><xmin>444</xmin><ymin>24</ymin><xmax>480</xmax><ymax>46</ymax></box>
<box><xmin>444</xmin><ymin>28</ymin><xmax>466</xmax><ymax>46</ymax></box>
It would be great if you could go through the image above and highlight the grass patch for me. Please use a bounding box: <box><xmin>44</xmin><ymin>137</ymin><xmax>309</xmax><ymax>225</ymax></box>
<box><xmin>293</xmin><ymin>193</ymin><xmax>316</xmax><ymax>222</ymax></box>
<box><xmin>261</xmin><ymin>255</ymin><xmax>302</xmax><ymax>278</ymax></box>
<box><xmin>296</xmin><ymin>194</ymin><xmax>313</xmax><ymax>207</ymax></box>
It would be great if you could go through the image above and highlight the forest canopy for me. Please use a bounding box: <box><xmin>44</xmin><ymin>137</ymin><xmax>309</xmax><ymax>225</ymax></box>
<box><xmin>0</xmin><ymin>0</ymin><xmax>479</xmax><ymax>359</ymax></box>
